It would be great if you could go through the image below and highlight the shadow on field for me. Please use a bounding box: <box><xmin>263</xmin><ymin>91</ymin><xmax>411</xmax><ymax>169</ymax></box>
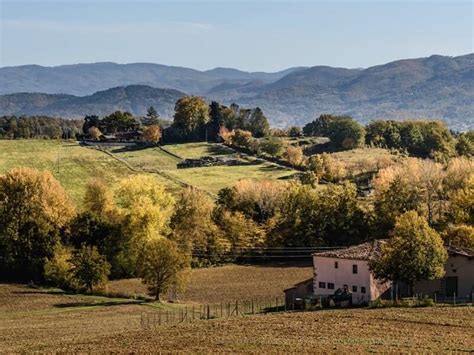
<box><xmin>110</xmin><ymin>145</ymin><xmax>151</xmax><ymax>153</ymax></box>
<box><xmin>206</xmin><ymin>145</ymin><xmax>235</xmax><ymax>156</ymax></box>
<box><xmin>13</xmin><ymin>289</ymin><xmax>65</xmax><ymax>295</ymax></box>
<box><xmin>54</xmin><ymin>299</ymin><xmax>144</xmax><ymax>308</ymax></box>
<box><xmin>259</xmin><ymin>164</ymin><xmax>286</xmax><ymax>172</ymax></box>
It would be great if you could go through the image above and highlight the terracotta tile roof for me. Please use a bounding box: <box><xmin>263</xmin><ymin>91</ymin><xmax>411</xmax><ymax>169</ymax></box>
<box><xmin>312</xmin><ymin>240</ymin><xmax>385</xmax><ymax>261</ymax></box>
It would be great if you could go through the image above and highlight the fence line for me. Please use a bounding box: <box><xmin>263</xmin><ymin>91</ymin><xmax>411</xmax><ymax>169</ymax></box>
<box><xmin>140</xmin><ymin>296</ymin><xmax>287</xmax><ymax>329</ymax></box>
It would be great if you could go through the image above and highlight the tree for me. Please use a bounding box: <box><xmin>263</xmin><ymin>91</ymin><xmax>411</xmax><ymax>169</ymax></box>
<box><xmin>370</xmin><ymin>211</ymin><xmax>447</xmax><ymax>295</ymax></box>
<box><xmin>232</xmin><ymin>129</ymin><xmax>254</xmax><ymax>150</ymax></box>
<box><xmin>327</xmin><ymin>117</ymin><xmax>365</xmax><ymax>150</ymax></box>
<box><xmin>83</xmin><ymin>178</ymin><xmax>115</xmax><ymax>219</ymax></box>
<box><xmin>307</xmin><ymin>153</ymin><xmax>347</xmax><ymax>182</ymax></box>
<box><xmin>146</xmin><ymin>106</ymin><xmax>160</xmax><ymax>124</ymax></box>
<box><xmin>455</xmin><ymin>131</ymin><xmax>474</xmax><ymax>157</ymax></box>
<box><xmin>303</xmin><ymin>114</ymin><xmax>351</xmax><ymax>136</ymax></box>
<box><xmin>139</xmin><ymin>238</ymin><xmax>189</xmax><ymax>301</ymax></box>
<box><xmin>88</xmin><ymin>126</ymin><xmax>102</xmax><ymax>141</ymax></box>
<box><xmin>82</xmin><ymin>115</ymin><xmax>100</xmax><ymax>134</ymax></box>
<box><xmin>218</xmin><ymin>126</ymin><xmax>233</xmax><ymax>144</ymax></box>
<box><xmin>70</xmin><ymin>245</ymin><xmax>110</xmax><ymax>294</ymax></box>
<box><xmin>217</xmin><ymin>179</ymin><xmax>288</xmax><ymax>224</ymax></box>
<box><xmin>101</xmin><ymin>111</ymin><xmax>139</xmax><ymax>133</ymax></box>
<box><xmin>283</xmin><ymin>145</ymin><xmax>304</xmax><ymax>166</ymax></box>
<box><xmin>442</xmin><ymin>224</ymin><xmax>474</xmax><ymax>249</ymax></box>
<box><xmin>44</xmin><ymin>245</ymin><xmax>74</xmax><ymax>290</ymax></box>
<box><xmin>366</xmin><ymin>120</ymin><xmax>456</xmax><ymax>159</ymax></box>
<box><xmin>170</xmin><ymin>188</ymin><xmax>220</xmax><ymax>254</ymax></box>
<box><xmin>116</xmin><ymin>175</ymin><xmax>174</xmax><ymax>253</ymax></box>
<box><xmin>259</xmin><ymin>136</ymin><xmax>284</xmax><ymax>157</ymax></box>
<box><xmin>216</xmin><ymin>210</ymin><xmax>266</xmax><ymax>255</ymax></box>
<box><xmin>208</xmin><ymin>101</ymin><xmax>224</xmax><ymax>141</ymax></box>
<box><xmin>247</xmin><ymin>107</ymin><xmax>270</xmax><ymax>138</ymax></box>
<box><xmin>0</xmin><ymin>168</ymin><xmax>75</xmax><ymax>280</ymax></box>
<box><xmin>268</xmin><ymin>182</ymin><xmax>368</xmax><ymax>247</ymax></box>
<box><xmin>172</xmin><ymin>96</ymin><xmax>209</xmax><ymax>138</ymax></box>
<box><xmin>288</xmin><ymin>126</ymin><xmax>302</xmax><ymax>137</ymax></box>
<box><xmin>448</xmin><ymin>175</ymin><xmax>474</xmax><ymax>225</ymax></box>
<box><xmin>143</xmin><ymin>125</ymin><xmax>161</xmax><ymax>144</ymax></box>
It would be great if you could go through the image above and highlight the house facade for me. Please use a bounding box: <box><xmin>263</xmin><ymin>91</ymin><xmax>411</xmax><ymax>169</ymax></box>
<box><xmin>305</xmin><ymin>241</ymin><xmax>474</xmax><ymax>305</ymax></box>
<box><xmin>413</xmin><ymin>247</ymin><xmax>474</xmax><ymax>301</ymax></box>
<box><xmin>312</xmin><ymin>241</ymin><xmax>390</xmax><ymax>305</ymax></box>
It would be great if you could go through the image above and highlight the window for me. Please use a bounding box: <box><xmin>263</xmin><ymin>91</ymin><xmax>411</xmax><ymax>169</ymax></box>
<box><xmin>352</xmin><ymin>285</ymin><xmax>358</xmax><ymax>292</ymax></box>
<box><xmin>319</xmin><ymin>282</ymin><xmax>326</xmax><ymax>289</ymax></box>
<box><xmin>352</xmin><ymin>265</ymin><xmax>358</xmax><ymax>274</ymax></box>
<box><xmin>361</xmin><ymin>287</ymin><xmax>366</xmax><ymax>294</ymax></box>
<box><xmin>334</xmin><ymin>261</ymin><xmax>338</xmax><ymax>269</ymax></box>
<box><xmin>328</xmin><ymin>283</ymin><xmax>335</xmax><ymax>289</ymax></box>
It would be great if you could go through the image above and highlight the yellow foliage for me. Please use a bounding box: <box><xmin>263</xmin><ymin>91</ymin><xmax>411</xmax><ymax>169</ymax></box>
<box><xmin>117</xmin><ymin>175</ymin><xmax>175</xmax><ymax>243</ymax></box>
<box><xmin>0</xmin><ymin>167</ymin><xmax>75</xmax><ymax>228</ymax></box>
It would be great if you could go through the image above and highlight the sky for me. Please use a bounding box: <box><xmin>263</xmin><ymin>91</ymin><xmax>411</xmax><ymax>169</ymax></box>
<box><xmin>0</xmin><ymin>0</ymin><xmax>473</xmax><ymax>72</ymax></box>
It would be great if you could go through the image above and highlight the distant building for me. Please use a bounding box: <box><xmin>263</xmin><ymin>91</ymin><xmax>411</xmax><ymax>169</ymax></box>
<box><xmin>98</xmin><ymin>131</ymin><xmax>144</xmax><ymax>143</ymax></box>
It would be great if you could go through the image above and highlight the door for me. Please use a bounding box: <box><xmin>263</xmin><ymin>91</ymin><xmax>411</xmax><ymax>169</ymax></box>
<box><xmin>445</xmin><ymin>276</ymin><xmax>458</xmax><ymax>297</ymax></box>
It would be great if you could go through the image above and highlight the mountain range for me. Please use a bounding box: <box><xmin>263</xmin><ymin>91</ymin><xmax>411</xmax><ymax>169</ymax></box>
<box><xmin>0</xmin><ymin>54</ymin><xmax>473</xmax><ymax>130</ymax></box>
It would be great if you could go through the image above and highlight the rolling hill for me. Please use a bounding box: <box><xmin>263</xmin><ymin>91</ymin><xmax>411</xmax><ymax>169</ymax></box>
<box><xmin>0</xmin><ymin>62</ymin><xmax>301</xmax><ymax>97</ymax></box>
<box><xmin>0</xmin><ymin>85</ymin><xmax>185</xmax><ymax>119</ymax></box>
<box><xmin>0</xmin><ymin>54</ymin><xmax>473</xmax><ymax>130</ymax></box>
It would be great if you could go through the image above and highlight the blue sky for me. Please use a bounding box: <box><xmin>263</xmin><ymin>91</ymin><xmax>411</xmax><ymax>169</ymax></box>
<box><xmin>0</xmin><ymin>0</ymin><xmax>472</xmax><ymax>71</ymax></box>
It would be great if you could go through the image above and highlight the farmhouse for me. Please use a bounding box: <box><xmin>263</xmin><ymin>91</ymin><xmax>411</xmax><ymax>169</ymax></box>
<box><xmin>285</xmin><ymin>241</ymin><xmax>474</xmax><ymax>306</ymax></box>
<box><xmin>312</xmin><ymin>240</ymin><xmax>390</xmax><ymax>305</ymax></box>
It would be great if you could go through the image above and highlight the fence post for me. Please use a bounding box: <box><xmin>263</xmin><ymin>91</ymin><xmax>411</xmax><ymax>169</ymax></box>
<box><xmin>207</xmin><ymin>304</ymin><xmax>210</xmax><ymax>319</ymax></box>
<box><xmin>434</xmin><ymin>292</ymin><xmax>437</xmax><ymax>304</ymax></box>
<box><xmin>236</xmin><ymin>300</ymin><xmax>239</xmax><ymax>315</ymax></box>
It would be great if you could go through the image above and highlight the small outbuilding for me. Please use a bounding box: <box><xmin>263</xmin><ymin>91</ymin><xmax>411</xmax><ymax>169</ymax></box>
<box><xmin>284</xmin><ymin>278</ymin><xmax>313</xmax><ymax>308</ymax></box>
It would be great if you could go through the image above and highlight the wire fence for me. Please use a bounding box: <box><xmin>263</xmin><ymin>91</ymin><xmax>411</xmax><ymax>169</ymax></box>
<box><xmin>140</xmin><ymin>297</ymin><xmax>288</xmax><ymax>329</ymax></box>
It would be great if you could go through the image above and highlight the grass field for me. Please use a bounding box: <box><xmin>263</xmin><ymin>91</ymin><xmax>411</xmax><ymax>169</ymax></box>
<box><xmin>108</xmin><ymin>264</ymin><xmax>313</xmax><ymax>303</ymax></box>
<box><xmin>329</xmin><ymin>148</ymin><xmax>399</xmax><ymax>173</ymax></box>
<box><xmin>0</xmin><ymin>140</ymin><xmax>180</xmax><ymax>203</ymax></box>
<box><xmin>111</xmin><ymin>142</ymin><xmax>296</xmax><ymax>196</ymax></box>
<box><xmin>1</xmin><ymin>283</ymin><xmax>472</xmax><ymax>352</ymax></box>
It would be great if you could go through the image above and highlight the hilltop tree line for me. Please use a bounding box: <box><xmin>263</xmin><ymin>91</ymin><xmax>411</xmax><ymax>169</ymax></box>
<box><xmin>0</xmin><ymin>116</ymin><xmax>83</xmax><ymax>139</ymax></box>
<box><xmin>1</xmin><ymin>99</ymin><xmax>472</xmax><ymax>162</ymax></box>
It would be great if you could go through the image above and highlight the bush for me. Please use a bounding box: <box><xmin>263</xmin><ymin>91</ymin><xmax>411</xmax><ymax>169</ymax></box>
<box><xmin>44</xmin><ymin>245</ymin><xmax>75</xmax><ymax>291</ymax></box>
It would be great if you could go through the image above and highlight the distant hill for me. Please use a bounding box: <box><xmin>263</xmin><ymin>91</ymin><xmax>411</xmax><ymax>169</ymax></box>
<box><xmin>0</xmin><ymin>54</ymin><xmax>473</xmax><ymax>130</ymax></box>
<box><xmin>0</xmin><ymin>62</ymin><xmax>302</xmax><ymax>97</ymax></box>
<box><xmin>211</xmin><ymin>54</ymin><xmax>474</xmax><ymax>130</ymax></box>
<box><xmin>0</xmin><ymin>85</ymin><xmax>185</xmax><ymax>119</ymax></box>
